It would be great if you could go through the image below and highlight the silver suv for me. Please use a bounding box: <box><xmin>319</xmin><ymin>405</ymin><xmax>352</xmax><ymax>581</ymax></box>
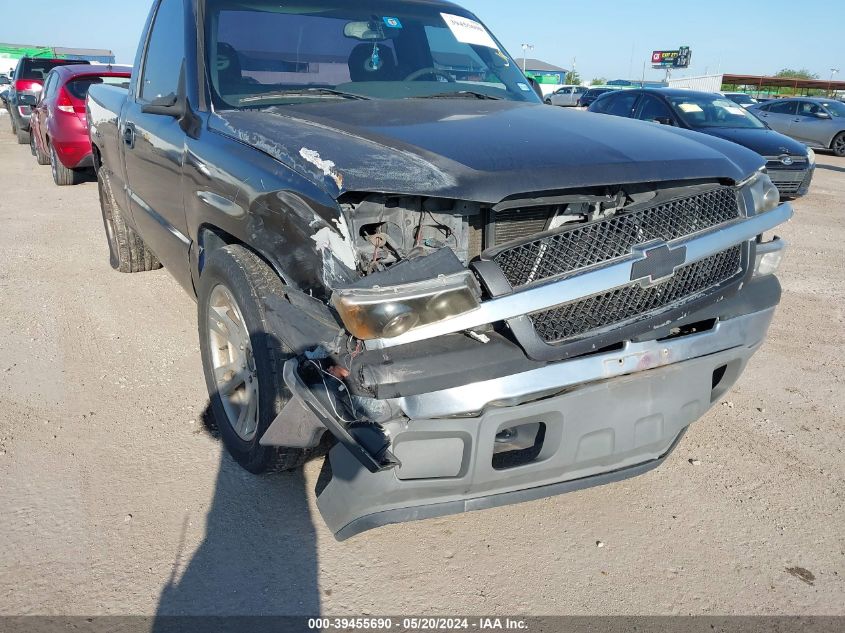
<box><xmin>750</xmin><ymin>98</ymin><xmax>845</xmax><ymax>156</ymax></box>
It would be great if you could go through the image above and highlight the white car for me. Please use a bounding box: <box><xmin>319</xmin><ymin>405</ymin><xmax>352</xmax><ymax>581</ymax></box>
<box><xmin>545</xmin><ymin>85</ymin><xmax>587</xmax><ymax>107</ymax></box>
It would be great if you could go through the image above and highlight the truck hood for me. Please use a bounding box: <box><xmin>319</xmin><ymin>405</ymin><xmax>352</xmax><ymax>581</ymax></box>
<box><xmin>211</xmin><ymin>100</ymin><xmax>764</xmax><ymax>203</ymax></box>
<box><xmin>696</xmin><ymin>127</ymin><xmax>809</xmax><ymax>158</ymax></box>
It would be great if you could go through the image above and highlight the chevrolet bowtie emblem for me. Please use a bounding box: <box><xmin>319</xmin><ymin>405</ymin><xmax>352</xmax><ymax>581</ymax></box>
<box><xmin>630</xmin><ymin>242</ymin><xmax>687</xmax><ymax>286</ymax></box>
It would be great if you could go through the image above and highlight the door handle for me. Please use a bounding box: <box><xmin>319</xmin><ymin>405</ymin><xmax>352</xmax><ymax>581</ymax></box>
<box><xmin>123</xmin><ymin>123</ymin><xmax>136</xmax><ymax>149</ymax></box>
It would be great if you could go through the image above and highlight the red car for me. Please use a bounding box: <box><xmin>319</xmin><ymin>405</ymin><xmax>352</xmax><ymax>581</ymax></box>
<box><xmin>30</xmin><ymin>64</ymin><xmax>131</xmax><ymax>185</ymax></box>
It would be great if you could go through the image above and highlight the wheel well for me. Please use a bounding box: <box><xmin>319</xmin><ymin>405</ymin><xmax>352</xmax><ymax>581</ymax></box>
<box><xmin>197</xmin><ymin>225</ymin><xmax>290</xmax><ymax>285</ymax></box>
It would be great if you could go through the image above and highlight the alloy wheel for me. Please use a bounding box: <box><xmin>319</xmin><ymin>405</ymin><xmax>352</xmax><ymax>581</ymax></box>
<box><xmin>206</xmin><ymin>284</ymin><xmax>260</xmax><ymax>441</ymax></box>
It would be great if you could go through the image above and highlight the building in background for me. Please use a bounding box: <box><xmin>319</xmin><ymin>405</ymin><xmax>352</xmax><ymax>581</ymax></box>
<box><xmin>666</xmin><ymin>73</ymin><xmax>724</xmax><ymax>93</ymax></box>
<box><xmin>521</xmin><ymin>58</ymin><xmax>568</xmax><ymax>96</ymax></box>
<box><xmin>0</xmin><ymin>43</ymin><xmax>115</xmax><ymax>75</ymax></box>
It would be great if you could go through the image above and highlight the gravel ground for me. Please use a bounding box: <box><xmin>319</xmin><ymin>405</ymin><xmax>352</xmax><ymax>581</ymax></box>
<box><xmin>0</xmin><ymin>129</ymin><xmax>843</xmax><ymax>617</ymax></box>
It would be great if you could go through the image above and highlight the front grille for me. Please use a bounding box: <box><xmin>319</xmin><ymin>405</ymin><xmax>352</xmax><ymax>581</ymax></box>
<box><xmin>530</xmin><ymin>246</ymin><xmax>743</xmax><ymax>344</ymax></box>
<box><xmin>492</xmin><ymin>186</ymin><xmax>741</xmax><ymax>288</ymax></box>
<box><xmin>768</xmin><ymin>168</ymin><xmax>809</xmax><ymax>195</ymax></box>
<box><xmin>772</xmin><ymin>181</ymin><xmax>802</xmax><ymax>195</ymax></box>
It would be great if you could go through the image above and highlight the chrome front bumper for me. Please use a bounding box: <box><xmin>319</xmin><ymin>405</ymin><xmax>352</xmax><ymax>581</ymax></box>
<box><xmin>316</xmin><ymin>306</ymin><xmax>777</xmax><ymax>539</ymax></box>
<box><xmin>395</xmin><ymin>306</ymin><xmax>776</xmax><ymax>419</ymax></box>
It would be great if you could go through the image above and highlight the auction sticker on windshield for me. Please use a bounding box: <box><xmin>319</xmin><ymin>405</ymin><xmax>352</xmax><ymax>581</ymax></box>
<box><xmin>678</xmin><ymin>103</ymin><xmax>703</xmax><ymax>113</ymax></box>
<box><xmin>441</xmin><ymin>13</ymin><xmax>498</xmax><ymax>49</ymax></box>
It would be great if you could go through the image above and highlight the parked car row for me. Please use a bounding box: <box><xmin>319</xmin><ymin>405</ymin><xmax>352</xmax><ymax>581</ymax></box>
<box><xmin>4</xmin><ymin>57</ymin><xmax>131</xmax><ymax>186</ymax></box>
<box><xmin>543</xmin><ymin>78</ymin><xmax>843</xmax><ymax>196</ymax></box>
<box><xmin>587</xmin><ymin>88</ymin><xmax>822</xmax><ymax>198</ymax></box>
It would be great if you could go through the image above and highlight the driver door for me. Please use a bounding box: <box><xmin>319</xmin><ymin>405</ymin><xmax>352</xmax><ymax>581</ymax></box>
<box><xmin>122</xmin><ymin>0</ymin><xmax>192</xmax><ymax>290</ymax></box>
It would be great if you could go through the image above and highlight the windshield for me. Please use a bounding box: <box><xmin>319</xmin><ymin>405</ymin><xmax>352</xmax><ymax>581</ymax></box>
<box><xmin>820</xmin><ymin>101</ymin><xmax>845</xmax><ymax>117</ymax></box>
<box><xmin>205</xmin><ymin>0</ymin><xmax>539</xmax><ymax>108</ymax></box>
<box><xmin>668</xmin><ymin>95</ymin><xmax>766</xmax><ymax>129</ymax></box>
<box><xmin>20</xmin><ymin>59</ymin><xmax>88</xmax><ymax>81</ymax></box>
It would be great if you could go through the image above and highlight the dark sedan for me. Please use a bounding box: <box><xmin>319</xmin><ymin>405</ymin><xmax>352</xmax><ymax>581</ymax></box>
<box><xmin>589</xmin><ymin>88</ymin><xmax>815</xmax><ymax>198</ymax></box>
<box><xmin>577</xmin><ymin>87</ymin><xmax>616</xmax><ymax>108</ymax></box>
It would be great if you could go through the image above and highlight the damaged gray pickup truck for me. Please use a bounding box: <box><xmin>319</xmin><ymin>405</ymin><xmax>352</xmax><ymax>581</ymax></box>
<box><xmin>88</xmin><ymin>0</ymin><xmax>792</xmax><ymax>539</ymax></box>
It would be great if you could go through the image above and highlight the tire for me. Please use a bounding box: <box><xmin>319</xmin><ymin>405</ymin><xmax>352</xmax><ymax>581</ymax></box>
<box><xmin>833</xmin><ymin>132</ymin><xmax>845</xmax><ymax>158</ymax></box>
<box><xmin>97</xmin><ymin>168</ymin><xmax>162</xmax><ymax>273</ymax></box>
<box><xmin>31</xmin><ymin>133</ymin><xmax>49</xmax><ymax>165</ymax></box>
<box><xmin>8</xmin><ymin>111</ymin><xmax>16</xmax><ymax>134</ymax></box>
<box><xmin>198</xmin><ymin>245</ymin><xmax>310</xmax><ymax>474</ymax></box>
<box><xmin>50</xmin><ymin>144</ymin><xmax>83</xmax><ymax>185</ymax></box>
<box><xmin>544</xmin><ymin>99</ymin><xmax>552</xmax><ymax>105</ymax></box>
<box><xmin>16</xmin><ymin>125</ymin><xmax>30</xmax><ymax>145</ymax></box>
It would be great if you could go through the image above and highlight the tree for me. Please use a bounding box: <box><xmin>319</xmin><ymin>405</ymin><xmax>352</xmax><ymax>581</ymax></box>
<box><xmin>591</xmin><ymin>77</ymin><xmax>608</xmax><ymax>86</ymax></box>
<box><xmin>565</xmin><ymin>70</ymin><xmax>581</xmax><ymax>85</ymax></box>
<box><xmin>774</xmin><ymin>68</ymin><xmax>819</xmax><ymax>80</ymax></box>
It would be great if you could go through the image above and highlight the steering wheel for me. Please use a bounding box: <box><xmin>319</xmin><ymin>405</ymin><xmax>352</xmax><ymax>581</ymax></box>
<box><xmin>404</xmin><ymin>67</ymin><xmax>455</xmax><ymax>83</ymax></box>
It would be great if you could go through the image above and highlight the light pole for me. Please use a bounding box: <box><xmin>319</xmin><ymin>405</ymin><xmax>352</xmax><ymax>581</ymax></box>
<box><xmin>830</xmin><ymin>68</ymin><xmax>840</xmax><ymax>97</ymax></box>
<box><xmin>521</xmin><ymin>44</ymin><xmax>534</xmax><ymax>73</ymax></box>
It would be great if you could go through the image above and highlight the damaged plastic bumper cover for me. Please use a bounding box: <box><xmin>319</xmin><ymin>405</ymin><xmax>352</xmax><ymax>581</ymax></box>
<box><xmin>306</xmin><ymin>306</ymin><xmax>775</xmax><ymax>539</ymax></box>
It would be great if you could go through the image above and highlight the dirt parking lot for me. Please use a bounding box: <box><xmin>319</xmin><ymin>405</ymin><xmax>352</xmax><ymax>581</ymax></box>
<box><xmin>0</xmin><ymin>120</ymin><xmax>843</xmax><ymax>617</ymax></box>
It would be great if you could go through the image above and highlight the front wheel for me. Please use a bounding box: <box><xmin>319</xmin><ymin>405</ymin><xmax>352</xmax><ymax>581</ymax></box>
<box><xmin>198</xmin><ymin>245</ymin><xmax>310</xmax><ymax>474</ymax></box>
<box><xmin>833</xmin><ymin>132</ymin><xmax>845</xmax><ymax>158</ymax></box>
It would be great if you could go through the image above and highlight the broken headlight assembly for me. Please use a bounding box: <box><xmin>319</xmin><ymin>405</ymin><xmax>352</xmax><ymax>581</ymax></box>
<box><xmin>332</xmin><ymin>271</ymin><xmax>481</xmax><ymax>340</ymax></box>
<box><xmin>743</xmin><ymin>171</ymin><xmax>780</xmax><ymax>215</ymax></box>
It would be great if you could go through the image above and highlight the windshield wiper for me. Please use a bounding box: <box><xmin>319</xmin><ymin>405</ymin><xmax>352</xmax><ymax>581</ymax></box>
<box><xmin>239</xmin><ymin>88</ymin><xmax>371</xmax><ymax>104</ymax></box>
<box><xmin>410</xmin><ymin>91</ymin><xmax>503</xmax><ymax>101</ymax></box>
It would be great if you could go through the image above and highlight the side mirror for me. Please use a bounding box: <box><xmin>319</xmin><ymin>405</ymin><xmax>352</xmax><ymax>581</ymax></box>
<box><xmin>815</xmin><ymin>111</ymin><xmax>831</xmax><ymax>119</ymax></box>
<box><xmin>141</xmin><ymin>92</ymin><xmax>184</xmax><ymax>117</ymax></box>
<box><xmin>139</xmin><ymin>62</ymin><xmax>200</xmax><ymax>139</ymax></box>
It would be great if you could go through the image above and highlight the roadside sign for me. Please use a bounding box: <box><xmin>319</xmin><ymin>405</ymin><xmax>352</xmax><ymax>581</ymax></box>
<box><xmin>652</xmin><ymin>47</ymin><xmax>692</xmax><ymax>69</ymax></box>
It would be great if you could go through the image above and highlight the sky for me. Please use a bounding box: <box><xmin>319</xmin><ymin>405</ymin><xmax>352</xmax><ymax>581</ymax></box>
<box><xmin>1</xmin><ymin>0</ymin><xmax>843</xmax><ymax>83</ymax></box>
